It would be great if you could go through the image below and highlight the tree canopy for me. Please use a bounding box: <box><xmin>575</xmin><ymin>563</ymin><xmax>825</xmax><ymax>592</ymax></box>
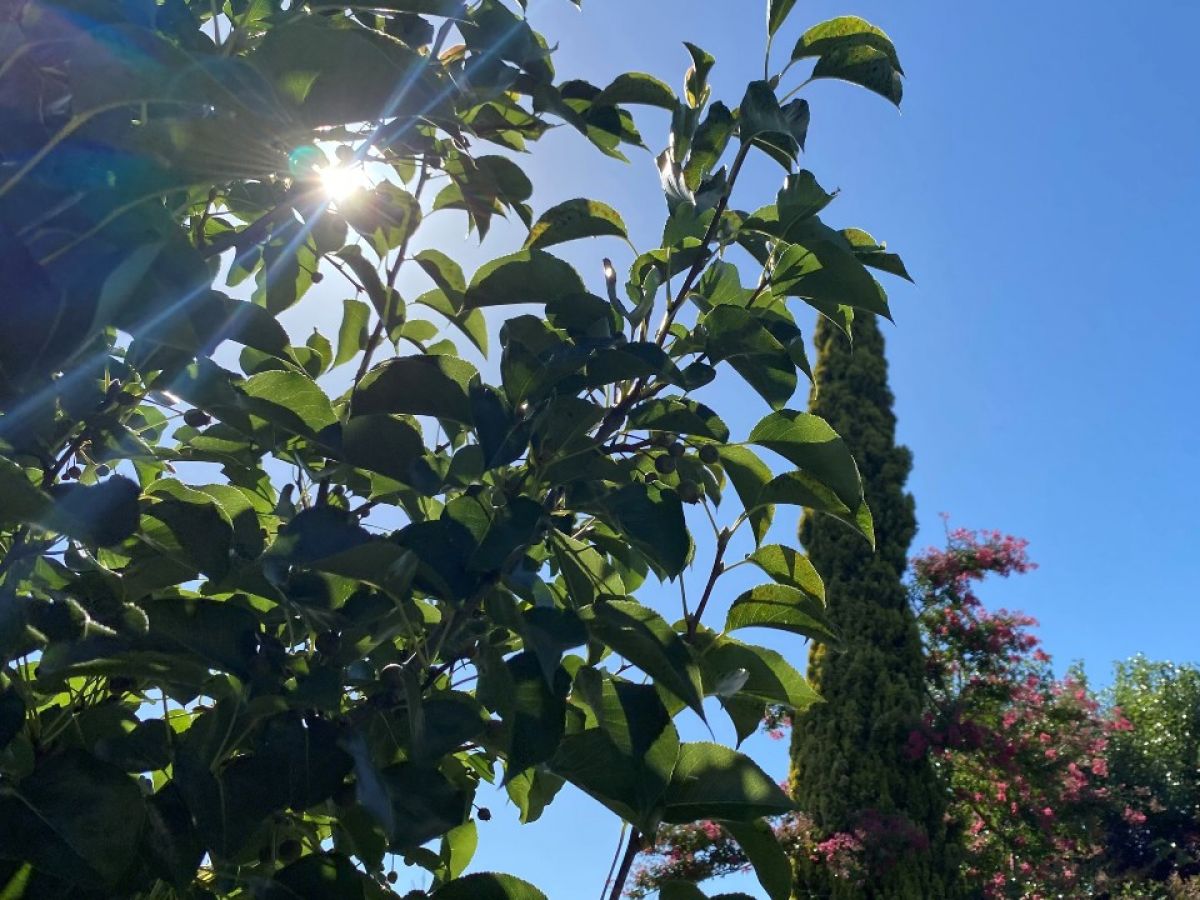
<box><xmin>0</xmin><ymin>1</ymin><xmax>911</xmax><ymax>897</ymax></box>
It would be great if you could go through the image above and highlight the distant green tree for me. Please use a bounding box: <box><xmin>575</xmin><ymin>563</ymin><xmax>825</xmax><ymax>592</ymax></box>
<box><xmin>1103</xmin><ymin>656</ymin><xmax>1200</xmax><ymax>885</ymax></box>
<box><xmin>788</xmin><ymin>315</ymin><xmax>956</xmax><ymax>898</ymax></box>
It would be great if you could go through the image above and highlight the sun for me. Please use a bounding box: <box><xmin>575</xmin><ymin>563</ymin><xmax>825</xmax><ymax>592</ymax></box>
<box><xmin>318</xmin><ymin>163</ymin><xmax>365</xmax><ymax>202</ymax></box>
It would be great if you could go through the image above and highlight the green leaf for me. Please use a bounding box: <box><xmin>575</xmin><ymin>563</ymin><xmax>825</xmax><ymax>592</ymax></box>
<box><xmin>628</xmin><ymin>397</ymin><xmax>730</xmax><ymax>442</ymax></box>
<box><xmin>738</xmin><ymin>81</ymin><xmax>801</xmax><ymax>169</ymax></box>
<box><xmin>268</xmin><ymin>852</ymin><xmax>371</xmax><ymax>900</ymax></box>
<box><xmin>242</xmin><ymin>370</ymin><xmax>337</xmax><ymax>438</ymax></box>
<box><xmin>341</xmin><ymin>182</ymin><xmax>421</xmax><ymax>255</ymax></box>
<box><xmin>0</xmin><ymin>459</ymin><xmax>48</xmax><ymax>528</ymax></box>
<box><xmin>722</xmin><ymin>818</ymin><xmax>793</xmax><ymax>900</ymax></box>
<box><xmin>683</xmin><ymin>102</ymin><xmax>735</xmax><ymax>192</ymax></box>
<box><xmin>415</xmin><ymin>290</ymin><xmax>489</xmax><ymax>356</ymax></box>
<box><xmin>790</xmin><ymin>15</ymin><xmax>903</xmax><ymax>72</ymax></box>
<box><xmin>333</xmin><ymin>298</ymin><xmax>370</xmax><ymax>368</ymax></box>
<box><xmin>767</xmin><ymin>0</ymin><xmax>798</xmax><ymax>38</ymax></box>
<box><xmin>524</xmin><ymin>199</ymin><xmax>628</xmax><ymax>250</ymax></box>
<box><xmin>342</xmin><ymin>414</ymin><xmax>429</xmax><ymax>485</ymax></box>
<box><xmin>551</xmin><ymin>532</ymin><xmax>625</xmax><ymax>609</ymax></box>
<box><xmin>433</xmin><ymin>872</ymin><xmax>548</xmax><ymax>900</ymax></box>
<box><xmin>775</xmin><ymin>171</ymin><xmax>836</xmax><ymax>232</ymax></box>
<box><xmin>336</xmin><ymin>246</ymin><xmax>395</xmax><ymax>321</ymax></box>
<box><xmin>662</xmin><ymin>742</ymin><xmax>794</xmax><ymax>823</ymax></box>
<box><xmin>724</xmin><ymin>584</ymin><xmax>836</xmax><ymax>642</ymax></box>
<box><xmin>715</xmin><ymin>446</ymin><xmax>774</xmax><ymax>545</ymax></box>
<box><xmin>45</xmin><ymin>476</ymin><xmax>141</xmax><ymax>547</ymax></box>
<box><xmin>748</xmin><ymin>410</ymin><xmax>863</xmax><ymax>510</ymax></box>
<box><xmin>757</xmin><ymin>470</ymin><xmax>875</xmax><ymax>547</ymax></box>
<box><xmin>143</xmin><ymin>479</ymin><xmax>235</xmax><ymax>578</ymax></box>
<box><xmin>572</xmin><ymin>672</ymin><xmax>680</xmax><ymax>824</ymax></box>
<box><xmin>579</xmin><ymin>600</ymin><xmax>705</xmax><ymax>719</ymax></box>
<box><xmin>699</xmin><ymin>633</ymin><xmax>821</xmax><ymax>711</ymax></box>
<box><xmin>505</xmin><ymin>766</ymin><xmax>565</xmax><ymax>825</ymax></box>
<box><xmin>353</xmin><ymin>355</ymin><xmax>478</xmax><ymax>423</ymax></box>
<box><xmin>746</xmin><ymin>544</ymin><xmax>824</xmax><ymax>601</ymax></box>
<box><xmin>415</xmin><ymin>249</ymin><xmax>467</xmax><ymax>310</ymax></box>
<box><xmin>597</xmin><ymin>72</ymin><xmax>677</xmax><ymax>109</ymax></box>
<box><xmin>504</xmin><ymin>652</ymin><xmax>568</xmax><ymax>776</ymax></box>
<box><xmin>585</xmin><ymin>482</ymin><xmax>691</xmax><ymax>578</ymax></box>
<box><xmin>811</xmin><ymin>44</ymin><xmax>903</xmax><ymax>106</ymax></box>
<box><xmin>683</xmin><ymin>42</ymin><xmax>716</xmax><ymax>108</ymax></box>
<box><xmin>841</xmin><ymin>227</ymin><xmax>914</xmax><ymax>281</ymax></box>
<box><xmin>437</xmin><ymin>820</ymin><xmax>477</xmax><ymax>884</ymax></box>
<box><xmin>464</xmin><ymin>250</ymin><xmax>585</xmax><ymax>308</ymax></box>
<box><xmin>702</xmin><ymin>306</ymin><xmax>797</xmax><ymax>410</ymax></box>
<box><xmin>0</xmin><ymin>751</ymin><xmax>145</xmax><ymax>888</ymax></box>
<box><xmin>772</xmin><ymin>226</ymin><xmax>891</xmax><ymax>319</ymax></box>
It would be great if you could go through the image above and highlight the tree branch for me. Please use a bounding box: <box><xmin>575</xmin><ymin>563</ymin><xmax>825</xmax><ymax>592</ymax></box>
<box><xmin>654</xmin><ymin>141</ymin><xmax>752</xmax><ymax>347</ymax></box>
<box><xmin>607</xmin><ymin>828</ymin><xmax>642</xmax><ymax>900</ymax></box>
<box><xmin>688</xmin><ymin>528</ymin><xmax>731</xmax><ymax>639</ymax></box>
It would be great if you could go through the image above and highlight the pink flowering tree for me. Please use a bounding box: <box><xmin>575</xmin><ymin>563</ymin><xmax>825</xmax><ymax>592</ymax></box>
<box><xmin>910</xmin><ymin>524</ymin><xmax>1133</xmax><ymax>898</ymax></box>
<box><xmin>633</xmin><ymin>524</ymin><xmax>1146</xmax><ymax>899</ymax></box>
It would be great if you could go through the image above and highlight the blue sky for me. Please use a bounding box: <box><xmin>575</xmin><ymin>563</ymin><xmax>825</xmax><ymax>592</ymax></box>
<box><xmin>276</xmin><ymin>1</ymin><xmax>1200</xmax><ymax>894</ymax></box>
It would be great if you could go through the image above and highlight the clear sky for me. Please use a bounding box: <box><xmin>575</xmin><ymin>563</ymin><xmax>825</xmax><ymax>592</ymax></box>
<box><xmin>276</xmin><ymin>1</ymin><xmax>1200</xmax><ymax>894</ymax></box>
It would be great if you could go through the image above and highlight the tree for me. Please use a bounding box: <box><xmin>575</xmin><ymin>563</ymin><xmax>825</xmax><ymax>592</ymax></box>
<box><xmin>1102</xmin><ymin>655</ymin><xmax>1200</xmax><ymax>887</ymax></box>
<box><xmin>0</xmin><ymin>2</ymin><xmax>911</xmax><ymax>898</ymax></box>
<box><xmin>784</xmin><ymin>314</ymin><xmax>955</xmax><ymax>898</ymax></box>
<box><xmin>911</xmin><ymin>526</ymin><xmax>1118</xmax><ymax>898</ymax></box>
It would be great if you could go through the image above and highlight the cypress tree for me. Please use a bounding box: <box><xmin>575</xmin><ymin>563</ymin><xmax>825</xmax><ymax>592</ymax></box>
<box><xmin>788</xmin><ymin>315</ymin><xmax>956</xmax><ymax>898</ymax></box>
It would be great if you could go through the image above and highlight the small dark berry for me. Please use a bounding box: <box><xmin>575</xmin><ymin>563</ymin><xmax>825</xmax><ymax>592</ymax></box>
<box><xmin>335</xmin><ymin>145</ymin><xmax>355</xmax><ymax>164</ymax></box>
<box><xmin>477</xmin><ymin>807</ymin><xmax>492</xmax><ymax>821</ymax></box>
<box><xmin>65</xmin><ymin>465</ymin><xmax>82</xmax><ymax>480</ymax></box>
<box><xmin>654</xmin><ymin>455</ymin><xmax>677</xmax><ymax>475</ymax></box>
<box><xmin>310</xmin><ymin>271</ymin><xmax>324</xmax><ymax>283</ymax></box>
<box><xmin>651</xmin><ymin>432</ymin><xmax>673</xmax><ymax>448</ymax></box>
<box><xmin>668</xmin><ymin>442</ymin><xmax>685</xmax><ymax>458</ymax></box>
<box><xmin>183</xmin><ymin>409</ymin><xmax>211</xmax><ymax>428</ymax></box>
<box><xmin>387</xmin><ymin>871</ymin><xmax>399</xmax><ymax>884</ymax></box>
<box><xmin>699</xmin><ymin>444</ymin><xmax>720</xmax><ymax>464</ymax></box>
<box><xmin>95</xmin><ymin>464</ymin><xmax>111</xmax><ymax>477</ymax></box>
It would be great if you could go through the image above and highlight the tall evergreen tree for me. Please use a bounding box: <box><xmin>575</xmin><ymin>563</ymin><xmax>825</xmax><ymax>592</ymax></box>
<box><xmin>788</xmin><ymin>315</ymin><xmax>956</xmax><ymax>898</ymax></box>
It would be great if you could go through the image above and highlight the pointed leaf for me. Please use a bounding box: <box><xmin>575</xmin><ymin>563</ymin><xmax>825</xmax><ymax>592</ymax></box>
<box><xmin>768</xmin><ymin>0</ymin><xmax>798</xmax><ymax>38</ymax></box>
<box><xmin>790</xmin><ymin>16</ymin><xmax>903</xmax><ymax>73</ymax></box>
<box><xmin>748</xmin><ymin>410</ymin><xmax>863</xmax><ymax>510</ymax></box>
<box><xmin>433</xmin><ymin>872</ymin><xmax>547</xmax><ymax>900</ymax></box>
<box><xmin>746</xmin><ymin>544</ymin><xmax>824</xmax><ymax>600</ymax></box>
<box><xmin>812</xmin><ymin>44</ymin><xmax>903</xmax><ymax>106</ymax></box>
<box><xmin>597</xmin><ymin>72</ymin><xmax>677</xmax><ymax>109</ymax></box>
<box><xmin>579</xmin><ymin>600</ymin><xmax>705</xmax><ymax>719</ymax></box>
<box><xmin>724</xmin><ymin>584</ymin><xmax>836</xmax><ymax>642</ymax></box>
<box><xmin>716</xmin><ymin>446</ymin><xmax>774</xmax><ymax>545</ymax></box>
<box><xmin>662</xmin><ymin>742</ymin><xmax>794</xmax><ymax>823</ymax></box>
<box><xmin>524</xmin><ymin>199</ymin><xmax>628</xmax><ymax>250</ymax></box>
<box><xmin>353</xmin><ymin>355</ymin><xmax>478</xmax><ymax>423</ymax></box>
<box><xmin>464</xmin><ymin>250</ymin><xmax>585</xmax><ymax>308</ymax></box>
<box><xmin>722</xmin><ymin>818</ymin><xmax>793</xmax><ymax>900</ymax></box>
